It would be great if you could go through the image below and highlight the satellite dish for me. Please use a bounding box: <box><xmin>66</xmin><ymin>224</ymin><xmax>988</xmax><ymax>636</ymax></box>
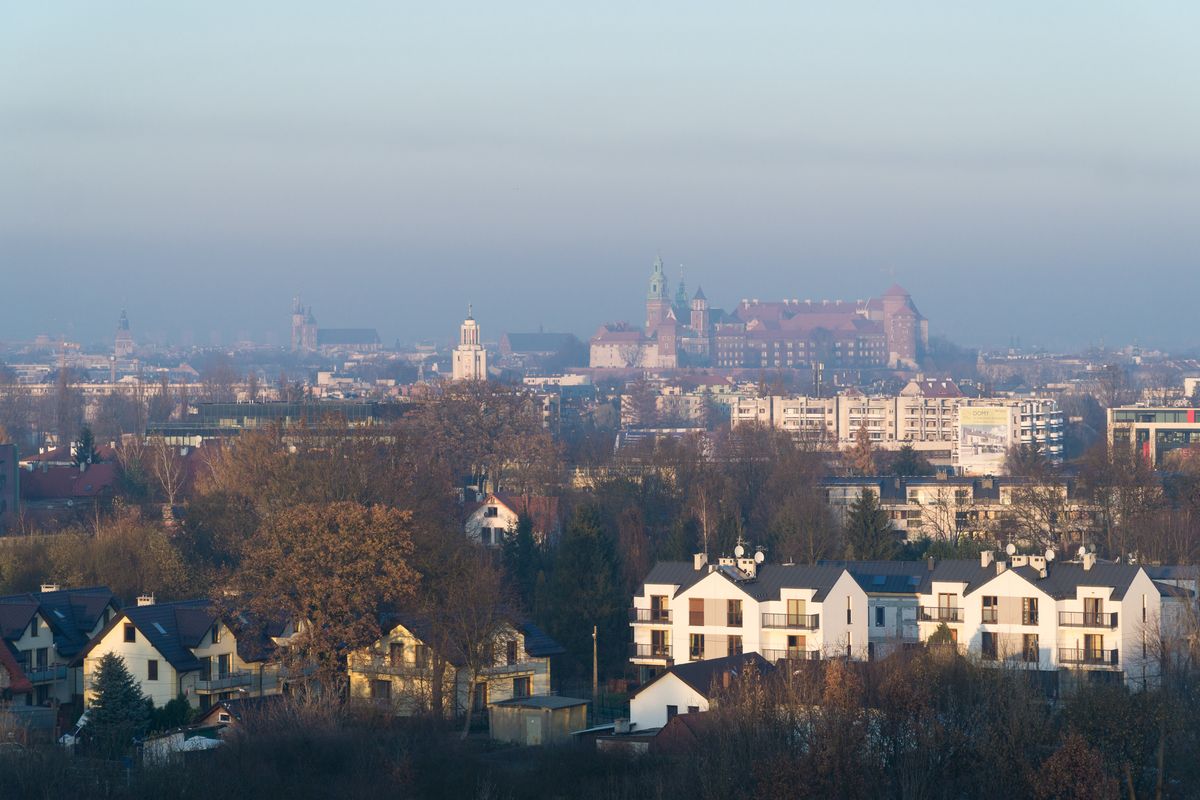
<box><xmin>1005</xmin><ymin>543</ymin><xmax>1017</xmax><ymax>556</ymax></box>
<box><xmin>1045</xmin><ymin>548</ymin><xmax>1055</xmax><ymax>562</ymax></box>
<box><xmin>1078</xmin><ymin>546</ymin><xmax>1087</xmax><ymax>559</ymax></box>
<box><xmin>734</xmin><ymin>545</ymin><xmax>745</xmax><ymax>558</ymax></box>
<box><xmin>754</xmin><ymin>551</ymin><xmax>765</xmax><ymax>564</ymax></box>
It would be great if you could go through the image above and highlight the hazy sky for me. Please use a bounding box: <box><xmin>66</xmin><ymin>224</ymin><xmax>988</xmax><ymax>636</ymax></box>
<box><xmin>3</xmin><ymin>2</ymin><xmax>1198</xmax><ymax>351</ymax></box>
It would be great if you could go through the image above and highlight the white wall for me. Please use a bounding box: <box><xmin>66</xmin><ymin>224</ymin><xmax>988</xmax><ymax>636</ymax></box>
<box><xmin>630</xmin><ymin>673</ymin><xmax>709</xmax><ymax>730</ymax></box>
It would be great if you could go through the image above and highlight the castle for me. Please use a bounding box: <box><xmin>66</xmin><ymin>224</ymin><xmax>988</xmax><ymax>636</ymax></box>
<box><xmin>589</xmin><ymin>258</ymin><xmax>927</xmax><ymax>371</ymax></box>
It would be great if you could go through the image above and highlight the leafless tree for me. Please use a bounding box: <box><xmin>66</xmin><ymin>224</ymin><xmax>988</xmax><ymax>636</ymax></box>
<box><xmin>148</xmin><ymin>436</ymin><xmax>187</xmax><ymax>508</ymax></box>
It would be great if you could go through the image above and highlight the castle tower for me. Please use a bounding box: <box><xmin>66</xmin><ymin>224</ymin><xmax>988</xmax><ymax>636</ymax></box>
<box><xmin>452</xmin><ymin>305</ymin><xmax>488</xmax><ymax>382</ymax></box>
<box><xmin>673</xmin><ymin>264</ymin><xmax>689</xmax><ymax>321</ymax></box>
<box><xmin>645</xmin><ymin>256</ymin><xmax>670</xmax><ymax>333</ymax></box>
<box><xmin>114</xmin><ymin>310</ymin><xmax>134</xmax><ymax>358</ymax></box>
<box><xmin>690</xmin><ymin>286</ymin><xmax>709</xmax><ymax>332</ymax></box>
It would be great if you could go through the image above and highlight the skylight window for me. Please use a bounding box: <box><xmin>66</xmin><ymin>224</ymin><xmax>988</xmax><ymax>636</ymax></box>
<box><xmin>872</xmin><ymin>576</ymin><xmax>886</xmax><ymax>586</ymax></box>
<box><xmin>53</xmin><ymin>609</ymin><xmax>66</xmax><ymax>618</ymax></box>
<box><xmin>152</xmin><ymin>622</ymin><xmax>168</xmax><ymax>634</ymax></box>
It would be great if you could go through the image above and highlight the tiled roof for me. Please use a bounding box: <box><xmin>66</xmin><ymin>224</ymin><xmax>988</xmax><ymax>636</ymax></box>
<box><xmin>19</xmin><ymin>463</ymin><xmax>118</xmax><ymax>500</ymax></box>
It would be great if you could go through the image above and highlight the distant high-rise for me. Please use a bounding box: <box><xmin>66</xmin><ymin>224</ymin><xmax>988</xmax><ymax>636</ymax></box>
<box><xmin>452</xmin><ymin>306</ymin><xmax>488</xmax><ymax>382</ymax></box>
<box><xmin>114</xmin><ymin>310</ymin><xmax>135</xmax><ymax>358</ymax></box>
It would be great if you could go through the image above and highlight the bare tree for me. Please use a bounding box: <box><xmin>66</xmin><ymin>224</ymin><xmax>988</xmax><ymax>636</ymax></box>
<box><xmin>148</xmin><ymin>436</ymin><xmax>187</xmax><ymax>508</ymax></box>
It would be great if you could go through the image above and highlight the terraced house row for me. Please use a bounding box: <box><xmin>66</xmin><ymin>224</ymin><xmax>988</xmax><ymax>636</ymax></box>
<box><xmin>630</xmin><ymin>548</ymin><xmax>1197</xmax><ymax>694</ymax></box>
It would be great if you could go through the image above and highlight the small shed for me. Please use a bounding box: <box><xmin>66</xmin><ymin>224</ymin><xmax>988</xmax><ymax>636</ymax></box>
<box><xmin>489</xmin><ymin>696</ymin><xmax>589</xmax><ymax>746</ymax></box>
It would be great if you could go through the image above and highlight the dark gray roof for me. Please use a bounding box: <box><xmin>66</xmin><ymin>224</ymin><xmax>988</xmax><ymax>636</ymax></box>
<box><xmin>1144</xmin><ymin>565</ymin><xmax>1200</xmax><ymax>581</ymax></box>
<box><xmin>79</xmin><ymin>600</ymin><xmax>217</xmax><ymax>672</ymax></box>
<box><xmin>491</xmin><ymin>695</ymin><xmax>588</xmax><ymax>710</ymax></box>
<box><xmin>33</xmin><ymin>587</ymin><xmax>117</xmax><ymax>658</ymax></box>
<box><xmin>0</xmin><ymin>598</ymin><xmax>39</xmax><ymax>641</ymax></box>
<box><xmin>820</xmin><ymin>560</ymin><xmax>930</xmax><ymax>595</ymax></box>
<box><xmin>924</xmin><ymin>559</ymin><xmax>1147</xmax><ymax>600</ymax></box>
<box><xmin>634</xmin><ymin>653</ymin><xmax>773</xmax><ymax>700</ymax></box>
<box><xmin>1155</xmin><ymin>581</ymin><xmax>1194</xmax><ymax>599</ymax></box>
<box><xmin>518</xmin><ymin>622</ymin><xmax>565</xmax><ymax>657</ymax></box>
<box><xmin>642</xmin><ymin>561</ymin><xmax>851</xmax><ymax>602</ymax></box>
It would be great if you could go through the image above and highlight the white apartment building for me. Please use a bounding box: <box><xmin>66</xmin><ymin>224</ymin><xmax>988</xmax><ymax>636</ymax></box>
<box><xmin>731</xmin><ymin>383</ymin><xmax>1063</xmax><ymax>474</ymax></box>
<box><xmin>629</xmin><ymin>553</ymin><xmax>868</xmax><ymax>683</ymax></box>
<box><xmin>916</xmin><ymin>551</ymin><xmax>1173</xmax><ymax>690</ymax></box>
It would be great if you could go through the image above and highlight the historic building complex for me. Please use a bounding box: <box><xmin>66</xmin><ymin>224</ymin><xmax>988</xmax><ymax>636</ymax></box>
<box><xmin>590</xmin><ymin>257</ymin><xmax>928</xmax><ymax>371</ymax></box>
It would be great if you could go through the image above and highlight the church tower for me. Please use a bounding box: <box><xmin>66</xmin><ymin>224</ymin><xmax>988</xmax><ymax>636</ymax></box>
<box><xmin>114</xmin><ymin>310</ymin><xmax>134</xmax><ymax>358</ymax></box>
<box><xmin>645</xmin><ymin>256</ymin><xmax>670</xmax><ymax>333</ymax></box>
<box><xmin>452</xmin><ymin>305</ymin><xmax>488</xmax><ymax>381</ymax></box>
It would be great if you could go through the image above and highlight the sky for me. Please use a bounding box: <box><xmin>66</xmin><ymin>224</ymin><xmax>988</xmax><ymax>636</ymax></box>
<box><xmin>3</xmin><ymin>2</ymin><xmax>1198</xmax><ymax>352</ymax></box>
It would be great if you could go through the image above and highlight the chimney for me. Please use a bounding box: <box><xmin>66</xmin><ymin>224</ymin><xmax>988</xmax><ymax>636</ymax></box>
<box><xmin>927</xmin><ymin>556</ymin><xmax>935</xmax><ymax>572</ymax></box>
<box><xmin>1012</xmin><ymin>555</ymin><xmax>1029</xmax><ymax>568</ymax></box>
<box><xmin>980</xmin><ymin>551</ymin><xmax>994</xmax><ymax>569</ymax></box>
<box><xmin>1083</xmin><ymin>552</ymin><xmax>1096</xmax><ymax>571</ymax></box>
<box><xmin>614</xmin><ymin>718</ymin><xmax>631</xmax><ymax>735</ymax></box>
<box><xmin>693</xmin><ymin>552</ymin><xmax>708</xmax><ymax>571</ymax></box>
<box><xmin>137</xmin><ymin>594</ymin><xmax>155</xmax><ymax>607</ymax></box>
<box><xmin>40</xmin><ymin>583</ymin><xmax>61</xmax><ymax>593</ymax></box>
<box><xmin>995</xmin><ymin>561</ymin><xmax>1007</xmax><ymax>575</ymax></box>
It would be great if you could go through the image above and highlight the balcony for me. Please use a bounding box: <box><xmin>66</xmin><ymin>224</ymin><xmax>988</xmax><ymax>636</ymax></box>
<box><xmin>195</xmin><ymin>670</ymin><xmax>254</xmax><ymax>693</ymax></box>
<box><xmin>1058</xmin><ymin>611</ymin><xmax>1118</xmax><ymax>628</ymax></box>
<box><xmin>761</xmin><ymin>613</ymin><xmax>820</xmax><ymax>630</ymax></box>
<box><xmin>1059</xmin><ymin>648</ymin><xmax>1119</xmax><ymax>667</ymax></box>
<box><xmin>348</xmin><ymin>653</ymin><xmax>430</xmax><ymax>677</ymax></box>
<box><xmin>629</xmin><ymin>608</ymin><xmax>672</xmax><ymax>624</ymax></box>
<box><xmin>761</xmin><ymin>649</ymin><xmax>821</xmax><ymax>663</ymax></box>
<box><xmin>629</xmin><ymin>643</ymin><xmax>672</xmax><ymax>662</ymax></box>
<box><xmin>919</xmin><ymin>606</ymin><xmax>964</xmax><ymax>623</ymax></box>
<box><xmin>27</xmin><ymin>664</ymin><xmax>68</xmax><ymax>683</ymax></box>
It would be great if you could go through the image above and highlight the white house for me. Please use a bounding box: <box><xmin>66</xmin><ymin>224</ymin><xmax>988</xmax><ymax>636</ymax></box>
<box><xmin>629</xmin><ymin>652</ymin><xmax>773</xmax><ymax>731</ymax></box>
<box><xmin>916</xmin><ymin>551</ymin><xmax>1172</xmax><ymax>690</ymax></box>
<box><xmin>464</xmin><ymin>493</ymin><xmax>561</xmax><ymax>547</ymax></box>
<box><xmin>77</xmin><ymin>598</ymin><xmax>289</xmax><ymax>711</ymax></box>
<box><xmin>629</xmin><ymin>552</ymin><xmax>869</xmax><ymax>683</ymax></box>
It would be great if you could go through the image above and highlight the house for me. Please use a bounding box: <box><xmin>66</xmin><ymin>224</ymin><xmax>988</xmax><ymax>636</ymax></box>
<box><xmin>76</xmin><ymin>598</ymin><xmax>287</xmax><ymax>711</ymax></box>
<box><xmin>0</xmin><ymin>585</ymin><xmax>118</xmax><ymax>706</ymax></box>
<box><xmin>194</xmin><ymin>694</ymin><xmax>286</xmax><ymax>738</ymax></box>
<box><xmin>488</xmin><ymin>695</ymin><xmax>589</xmax><ymax>746</ymax></box>
<box><xmin>629</xmin><ymin>551</ymin><xmax>868</xmax><ymax>683</ymax></box>
<box><xmin>19</xmin><ymin>462</ymin><xmax>118</xmax><ymax>510</ymax></box>
<box><xmin>629</xmin><ymin>652</ymin><xmax>773</xmax><ymax>731</ymax></box>
<box><xmin>465</xmin><ymin>492</ymin><xmax>561</xmax><ymax>547</ymax></box>
<box><xmin>915</xmin><ymin>550</ymin><xmax>1176</xmax><ymax>690</ymax></box>
<box><xmin>347</xmin><ymin>616</ymin><xmax>564</xmax><ymax>718</ymax></box>
<box><xmin>820</xmin><ymin>560</ymin><xmax>926</xmax><ymax>659</ymax></box>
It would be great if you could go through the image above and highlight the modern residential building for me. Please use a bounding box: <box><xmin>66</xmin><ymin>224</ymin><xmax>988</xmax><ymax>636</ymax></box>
<box><xmin>733</xmin><ymin>382</ymin><xmax>1064</xmax><ymax>473</ymax></box>
<box><xmin>628</xmin><ymin>552</ymin><xmax>868</xmax><ymax>683</ymax></box>
<box><xmin>1108</xmin><ymin>406</ymin><xmax>1200</xmax><ymax>467</ymax></box>
<box><xmin>452</xmin><ymin>307</ymin><xmax>488</xmax><ymax>382</ymax></box>
<box><xmin>0</xmin><ymin>585</ymin><xmax>119</xmax><ymax>706</ymax></box>
<box><xmin>916</xmin><ymin>551</ymin><xmax>1179</xmax><ymax>690</ymax></box>
<box><xmin>77</xmin><ymin>598</ymin><xmax>290</xmax><ymax>711</ymax></box>
<box><xmin>346</xmin><ymin>616</ymin><xmax>563</xmax><ymax>718</ymax></box>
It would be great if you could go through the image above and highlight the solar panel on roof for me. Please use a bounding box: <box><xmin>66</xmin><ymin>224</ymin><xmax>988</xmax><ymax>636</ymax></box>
<box><xmin>872</xmin><ymin>576</ymin><xmax>886</xmax><ymax>585</ymax></box>
<box><xmin>908</xmin><ymin>576</ymin><xmax>921</xmax><ymax>585</ymax></box>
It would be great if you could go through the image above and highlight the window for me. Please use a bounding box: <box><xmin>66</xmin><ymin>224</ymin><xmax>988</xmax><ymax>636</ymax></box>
<box><xmin>728</xmin><ymin>635</ymin><xmax>743</xmax><ymax>656</ymax></box>
<box><xmin>211</xmin><ymin>623</ymin><xmax>221</xmax><ymax>644</ymax></box>
<box><xmin>123</xmin><ymin>623</ymin><xmax>136</xmax><ymax>643</ymax></box>
<box><xmin>218</xmin><ymin>712</ymin><xmax>232</xmax><ymax>723</ymax></box>
<box><xmin>982</xmin><ymin>596</ymin><xmax>997</xmax><ymax>624</ymax></box>
<box><xmin>689</xmin><ymin>633</ymin><xmax>704</xmax><ymax>660</ymax></box>
<box><xmin>687</xmin><ymin>705</ymin><xmax>700</xmax><ymax>714</ymax></box>
<box><xmin>148</xmin><ymin>659</ymin><xmax>159</xmax><ymax>681</ymax></box>
<box><xmin>484</xmin><ymin>506</ymin><xmax>499</xmax><ymax>517</ymax></box>
<box><xmin>651</xmin><ymin>629</ymin><xmax>669</xmax><ymax>656</ymax></box>
<box><xmin>414</xmin><ymin>644</ymin><xmax>430</xmax><ymax>668</ymax></box>
<box><xmin>506</xmin><ymin>639</ymin><xmax>518</xmax><ymax>666</ymax></box>
<box><xmin>666</xmin><ymin>704</ymin><xmax>678</xmax><ymax>721</ymax></box>
<box><xmin>689</xmin><ymin>598</ymin><xmax>704</xmax><ymax>626</ymax></box>
<box><xmin>846</xmin><ymin>596</ymin><xmax>853</xmax><ymax>625</ymax></box>
<box><xmin>200</xmin><ymin>656</ymin><xmax>212</xmax><ymax>682</ymax></box>
<box><xmin>981</xmin><ymin>632</ymin><xmax>997</xmax><ymax>661</ymax></box>
<box><xmin>875</xmin><ymin>607</ymin><xmax>885</xmax><ymax>627</ymax></box>
<box><xmin>1022</xmin><ymin>634</ymin><xmax>1039</xmax><ymax>663</ymax></box>
<box><xmin>389</xmin><ymin>642</ymin><xmax>404</xmax><ymax>667</ymax></box>
<box><xmin>727</xmin><ymin>600</ymin><xmax>743</xmax><ymax>627</ymax></box>
<box><xmin>370</xmin><ymin>679</ymin><xmax>391</xmax><ymax>700</ymax></box>
<box><xmin>1021</xmin><ymin>597</ymin><xmax>1039</xmax><ymax>626</ymax></box>
<box><xmin>29</xmin><ymin>617</ymin><xmax>39</xmax><ymax>638</ymax></box>
<box><xmin>650</xmin><ymin>595</ymin><xmax>669</xmax><ymax>622</ymax></box>
<box><xmin>217</xmin><ymin>653</ymin><xmax>231</xmax><ymax>677</ymax></box>
<box><xmin>512</xmin><ymin>676</ymin><xmax>531</xmax><ymax>698</ymax></box>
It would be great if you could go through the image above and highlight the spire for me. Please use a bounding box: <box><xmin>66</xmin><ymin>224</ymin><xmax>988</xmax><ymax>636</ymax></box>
<box><xmin>647</xmin><ymin>255</ymin><xmax>667</xmax><ymax>300</ymax></box>
<box><xmin>467</xmin><ymin>302</ymin><xmax>474</xmax><ymax>320</ymax></box>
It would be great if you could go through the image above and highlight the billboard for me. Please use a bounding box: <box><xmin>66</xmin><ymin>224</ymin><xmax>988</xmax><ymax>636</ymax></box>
<box><xmin>957</xmin><ymin>407</ymin><xmax>1011</xmax><ymax>474</ymax></box>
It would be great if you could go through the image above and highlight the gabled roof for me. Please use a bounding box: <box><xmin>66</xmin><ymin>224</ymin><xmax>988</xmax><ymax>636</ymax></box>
<box><xmin>640</xmin><ymin>561</ymin><xmax>850</xmax><ymax>602</ymax></box>
<box><xmin>32</xmin><ymin>587</ymin><xmax>117</xmax><ymax>658</ymax></box>
<box><xmin>467</xmin><ymin>493</ymin><xmax>561</xmax><ymax>536</ymax></box>
<box><xmin>20</xmin><ymin>463</ymin><xmax>118</xmax><ymax>500</ymax></box>
<box><xmin>379</xmin><ymin>615</ymin><xmax>564</xmax><ymax>666</ymax></box>
<box><xmin>77</xmin><ymin>600</ymin><xmax>219</xmax><ymax>673</ymax></box>
<box><xmin>518</xmin><ymin>621</ymin><xmax>565</xmax><ymax>658</ymax></box>
<box><xmin>0</xmin><ymin>598</ymin><xmax>41</xmax><ymax>641</ymax></box>
<box><xmin>820</xmin><ymin>560</ymin><xmax>929</xmax><ymax>595</ymax></box>
<box><xmin>633</xmin><ymin>652</ymin><xmax>773</xmax><ymax>700</ymax></box>
<box><xmin>924</xmin><ymin>559</ymin><xmax>1148</xmax><ymax>600</ymax></box>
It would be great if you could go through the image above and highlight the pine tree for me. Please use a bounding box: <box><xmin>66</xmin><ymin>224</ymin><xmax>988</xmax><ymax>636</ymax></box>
<box><xmin>88</xmin><ymin>652</ymin><xmax>150</xmax><ymax>756</ymax></box>
<box><xmin>73</xmin><ymin>424</ymin><xmax>100</xmax><ymax>466</ymax></box>
<box><xmin>502</xmin><ymin>513</ymin><xmax>541</xmax><ymax>611</ymax></box>
<box><xmin>844</xmin><ymin>489</ymin><xmax>897</xmax><ymax>560</ymax></box>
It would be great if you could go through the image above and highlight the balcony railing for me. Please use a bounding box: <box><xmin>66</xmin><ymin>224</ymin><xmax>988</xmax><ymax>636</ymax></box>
<box><xmin>761</xmin><ymin>649</ymin><xmax>822</xmax><ymax>663</ymax></box>
<box><xmin>1058</xmin><ymin>648</ymin><xmax>1119</xmax><ymax>666</ymax></box>
<box><xmin>1058</xmin><ymin>611</ymin><xmax>1118</xmax><ymax>628</ymax></box>
<box><xmin>629</xmin><ymin>643</ymin><xmax>672</xmax><ymax>661</ymax></box>
<box><xmin>629</xmin><ymin>608</ymin><xmax>672</xmax><ymax>624</ymax></box>
<box><xmin>761</xmin><ymin>613</ymin><xmax>820</xmax><ymax>630</ymax></box>
<box><xmin>919</xmin><ymin>606</ymin><xmax>963</xmax><ymax>623</ymax></box>
<box><xmin>348</xmin><ymin>654</ymin><xmax>430</xmax><ymax>676</ymax></box>
<box><xmin>26</xmin><ymin>664</ymin><xmax>68</xmax><ymax>683</ymax></box>
<box><xmin>195</xmin><ymin>670</ymin><xmax>254</xmax><ymax>692</ymax></box>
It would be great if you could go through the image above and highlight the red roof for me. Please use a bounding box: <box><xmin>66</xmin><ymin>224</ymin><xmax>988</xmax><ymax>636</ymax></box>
<box><xmin>20</xmin><ymin>463</ymin><xmax>118</xmax><ymax>501</ymax></box>
<box><xmin>0</xmin><ymin>642</ymin><xmax>33</xmax><ymax>695</ymax></box>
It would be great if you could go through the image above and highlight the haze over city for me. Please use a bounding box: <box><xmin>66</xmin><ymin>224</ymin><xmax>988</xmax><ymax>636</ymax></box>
<box><xmin>4</xmin><ymin>2</ymin><xmax>1198</xmax><ymax>350</ymax></box>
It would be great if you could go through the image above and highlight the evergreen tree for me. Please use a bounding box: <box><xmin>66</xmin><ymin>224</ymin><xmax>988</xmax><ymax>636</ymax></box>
<box><xmin>844</xmin><ymin>489</ymin><xmax>897</xmax><ymax>560</ymax></box>
<box><xmin>502</xmin><ymin>513</ymin><xmax>541</xmax><ymax>611</ymax></box>
<box><xmin>88</xmin><ymin>652</ymin><xmax>150</xmax><ymax>756</ymax></box>
<box><xmin>890</xmin><ymin>443</ymin><xmax>935</xmax><ymax>476</ymax></box>
<box><xmin>539</xmin><ymin>505</ymin><xmax>624</xmax><ymax>678</ymax></box>
<box><xmin>73</xmin><ymin>424</ymin><xmax>100</xmax><ymax>467</ymax></box>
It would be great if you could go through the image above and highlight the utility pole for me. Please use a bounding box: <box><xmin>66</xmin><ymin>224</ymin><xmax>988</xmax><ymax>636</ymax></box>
<box><xmin>592</xmin><ymin>625</ymin><xmax>598</xmax><ymax>706</ymax></box>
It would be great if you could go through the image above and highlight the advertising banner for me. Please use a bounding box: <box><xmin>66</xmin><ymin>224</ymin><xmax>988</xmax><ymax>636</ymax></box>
<box><xmin>957</xmin><ymin>407</ymin><xmax>1011</xmax><ymax>474</ymax></box>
